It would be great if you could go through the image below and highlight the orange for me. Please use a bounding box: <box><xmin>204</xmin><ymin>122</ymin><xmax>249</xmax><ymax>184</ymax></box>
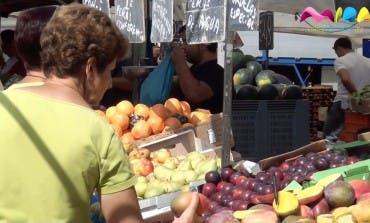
<box><xmin>131</xmin><ymin>120</ymin><xmax>152</xmax><ymax>139</ymax></box>
<box><xmin>116</xmin><ymin>100</ymin><xmax>134</xmax><ymax>116</ymax></box>
<box><xmin>149</xmin><ymin>103</ymin><xmax>169</xmax><ymax>120</ymax></box>
<box><xmin>164</xmin><ymin>117</ymin><xmax>182</xmax><ymax>130</ymax></box>
<box><xmin>105</xmin><ymin>106</ymin><xmax>117</xmax><ymax>123</ymax></box>
<box><xmin>111</xmin><ymin>113</ymin><xmax>129</xmax><ymax>131</ymax></box>
<box><xmin>164</xmin><ymin>98</ymin><xmax>182</xmax><ymax>115</ymax></box>
<box><xmin>134</xmin><ymin>103</ymin><xmax>150</xmax><ymax>120</ymax></box>
<box><xmin>147</xmin><ymin>116</ymin><xmax>165</xmax><ymax>134</ymax></box>
<box><xmin>180</xmin><ymin>101</ymin><xmax>191</xmax><ymax>115</ymax></box>
<box><xmin>110</xmin><ymin>123</ymin><xmax>123</xmax><ymax>137</ymax></box>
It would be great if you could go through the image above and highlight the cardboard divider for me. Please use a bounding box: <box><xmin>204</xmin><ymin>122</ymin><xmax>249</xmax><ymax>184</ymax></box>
<box><xmin>258</xmin><ymin>140</ymin><xmax>327</xmax><ymax>170</ymax></box>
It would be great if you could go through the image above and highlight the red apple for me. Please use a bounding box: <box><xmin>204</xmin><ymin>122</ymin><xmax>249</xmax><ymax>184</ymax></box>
<box><xmin>130</xmin><ymin>158</ymin><xmax>154</xmax><ymax>176</ymax></box>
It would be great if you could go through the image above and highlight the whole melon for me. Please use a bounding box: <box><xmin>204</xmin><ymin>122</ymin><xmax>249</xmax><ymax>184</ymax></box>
<box><xmin>236</xmin><ymin>84</ymin><xmax>259</xmax><ymax>100</ymax></box>
<box><xmin>282</xmin><ymin>85</ymin><xmax>303</xmax><ymax>99</ymax></box>
<box><xmin>233</xmin><ymin>68</ymin><xmax>255</xmax><ymax>86</ymax></box>
<box><xmin>255</xmin><ymin>70</ymin><xmax>275</xmax><ymax>87</ymax></box>
<box><xmin>258</xmin><ymin>84</ymin><xmax>279</xmax><ymax>100</ymax></box>
<box><xmin>246</xmin><ymin>61</ymin><xmax>262</xmax><ymax>77</ymax></box>
<box><xmin>324</xmin><ymin>181</ymin><xmax>355</xmax><ymax>208</ymax></box>
<box><xmin>271</xmin><ymin>73</ymin><xmax>292</xmax><ymax>85</ymax></box>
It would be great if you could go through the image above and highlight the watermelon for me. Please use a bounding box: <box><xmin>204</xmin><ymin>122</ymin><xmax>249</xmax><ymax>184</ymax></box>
<box><xmin>272</xmin><ymin>84</ymin><xmax>288</xmax><ymax>99</ymax></box>
<box><xmin>282</xmin><ymin>85</ymin><xmax>303</xmax><ymax>99</ymax></box>
<box><xmin>236</xmin><ymin>84</ymin><xmax>258</xmax><ymax>100</ymax></box>
<box><xmin>258</xmin><ymin>84</ymin><xmax>279</xmax><ymax>100</ymax></box>
<box><xmin>232</xmin><ymin>49</ymin><xmax>256</xmax><ymax>73</ymax></box>
<box><xmin>246</xmin><ymin>61</ymin><xmax>262</xmax><ymax>77</ymax></box>
<box><xmin>233</xmin><ymin>68</ymin><xmax>255</xmax><ymax>86</ymax></box>
<box><xmin>271</xmin><ymin>73</ymin><xmax>292</xmax><ymax>85</ymax></box>
<box><xmin>255</xmin><ymin>70</ymin><xmax>275</xmax><ymax>87</ymax></box>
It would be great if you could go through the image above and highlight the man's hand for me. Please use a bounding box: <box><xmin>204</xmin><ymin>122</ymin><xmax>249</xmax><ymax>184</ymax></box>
<box><xmin>171</xmin><ymin>45</ymin><xmax>187</xmax><ymax>66</ymax></box>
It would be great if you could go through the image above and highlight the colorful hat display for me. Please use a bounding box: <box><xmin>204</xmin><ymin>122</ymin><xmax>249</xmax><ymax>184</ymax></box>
<box><xmin>299</xmin><ymin>6</ymin><xmax>370</xmax><ymax>23</ymax></box>
<box><xmin>357</xmin><ymin>7</ymin><xmax>370</xmax><ymax>22</ymax></box>
<box><xmin>299</xmin><ymin>7</ymin><xmax>334</xmax><ymax>22</ymax></box>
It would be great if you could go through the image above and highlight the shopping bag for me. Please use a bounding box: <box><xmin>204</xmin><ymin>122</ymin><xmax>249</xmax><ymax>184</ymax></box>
<box><xmin>140</xmin><ymin>50</ymin><xmax>174</xmax><ymax>106</ymax></box>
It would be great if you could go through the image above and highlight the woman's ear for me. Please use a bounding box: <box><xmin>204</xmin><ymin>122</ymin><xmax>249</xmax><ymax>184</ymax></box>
<box><xmin>85</xmin><ymin>57</ymin><xmax>97</xmax><ymax>78</ymax></box>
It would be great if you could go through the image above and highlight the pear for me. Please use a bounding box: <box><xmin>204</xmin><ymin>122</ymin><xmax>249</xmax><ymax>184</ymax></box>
<box><xmin>190</xmin><ymin>157</ymin><xmax>205</xmax><ymax>170</ymax></box>
<box><xmin>163</xmin><ymin>181</ymin><xmax>182</xmax><ymax>193</ymax></box>
<box><xmin>216</xmin><ymin>157</ymin><xmax>221</xmax><ymax>168</ymax></box>
<box><xmin>177</xmin><ymin>159</ymin><xmax>192</xmax><ymax>171</ymax></box>
<box><xmin>135</xmin><ymin>181</ymin><xmax>148</xmax><ymax>198</ymax></box>
<box><xmin>153</xmin><ymin>166</ymin><xmax>174</xmax><ymax>181</ymax></box>
<box><xmin>196</xmin><ymin>158</ymin><xmax>218</xmax><ymax>174</ymax></box>
<box><xmin>144</xmin><ymin>185</ymin><xmax>165</xmax><ymax>199</ymax></box>
<box><xmin>185</xmin><ymin>151</ymin><xmax>206</xmax><ymax>161</ymax></box>
<box><xmin>183</xmin><ymin>170</ymin><xmax>198</xmax><ymax>183</ymax></box>
<box><xmin>171</xmin><ymin>170</ymin><xmax>188</xmax><ymax>185</ymax></box>
<box><xmin>162</xmin><ymin>158</ymin><xmax>178</xmax><ymax>170</ymax></box>
<box><xmin>136</xmin><ymin>176</ymin><xmax>148</xmax><ymax>183</ymax></box>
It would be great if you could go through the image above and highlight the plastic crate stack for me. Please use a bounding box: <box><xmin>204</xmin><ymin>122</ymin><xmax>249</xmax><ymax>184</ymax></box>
<box><xmin>302</xmin><ymin>85</ymin><xmax>335</xmax><ymax>141</ymax></box>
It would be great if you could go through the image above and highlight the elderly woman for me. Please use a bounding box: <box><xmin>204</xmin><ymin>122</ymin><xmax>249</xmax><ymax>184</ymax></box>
<box><xmin>0</xmin><ymin>3</ymin><xmax>199</xmax><ymax>223</ymax></box>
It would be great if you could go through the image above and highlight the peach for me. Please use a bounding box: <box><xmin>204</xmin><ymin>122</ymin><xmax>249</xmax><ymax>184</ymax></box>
<box><xmin>347</xmin><ymin>179</ymin><xmax>370</xmax><ymax>199</ymax></box>
<box><xmin>357</xmin><ymin>192</ymin><xmax>370</xmax><ymax>203</ymax></box>
<box><xmin>295</xmin><ymin>185</ymin><xmax>324</xmax><ymax>205</ymax></box>
<box><xmin>241</xmin><ymin>209</ymin><xmax>278</xmax><ymax>223</ymax></box>
<box><xmin>298</xmin><ymin>205</ymin><xmax>314</xmax><ymax>219</ymax></box>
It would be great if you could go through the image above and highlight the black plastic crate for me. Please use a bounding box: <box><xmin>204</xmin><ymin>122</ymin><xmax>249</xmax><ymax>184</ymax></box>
<box><xmin>231</xmin><ymin>100</ymin><xmax>310</xmax><ymax>161</ymax></box>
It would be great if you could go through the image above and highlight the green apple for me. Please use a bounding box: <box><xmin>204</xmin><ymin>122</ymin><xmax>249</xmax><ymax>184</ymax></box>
<box><xmin>135</xmin><ymin>181</ymin><xmax>148</xmax><ymax>197</ymax></box>
<box><xmin>144</xmin><ymin>185</ymin><xmax>165</xmax><ymax>199</ymax></box>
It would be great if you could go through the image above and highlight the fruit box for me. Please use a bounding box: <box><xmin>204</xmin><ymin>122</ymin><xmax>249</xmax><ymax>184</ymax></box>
<box><xmin>138</xmin><ymin>190</ymin><xmax>180</xmax><ymax>211</ymax></box>
<box><xmin>134</xmin><ymin>128</ymin><xmax>203</xmax><ymax>157</ymax></box>
<box><xmin>194</xmin><ymin>112</ymin><xmax>235</xmax><ymax>150</ymax></box>
<box><xmin>311</xmin><ymin>159</ymin><xmax>370</xmax><ymax>183</ymax></box>
<box><xmin>258</xmin><ymin>140</ymin><xmax>327</xmax><ymax>171</ymax></box>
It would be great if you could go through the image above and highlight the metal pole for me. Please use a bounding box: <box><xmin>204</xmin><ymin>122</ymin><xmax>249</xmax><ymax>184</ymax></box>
<box><xmin>221</xmin><ymin>0</ymin><xmax>233</xmax><ymax>168</ymax></box>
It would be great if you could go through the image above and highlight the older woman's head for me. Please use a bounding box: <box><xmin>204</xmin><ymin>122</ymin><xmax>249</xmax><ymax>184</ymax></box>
<box><xmin>40</xmin><ymin>3</ymin><xmax>128</xmax><ymax>104</ymax></box>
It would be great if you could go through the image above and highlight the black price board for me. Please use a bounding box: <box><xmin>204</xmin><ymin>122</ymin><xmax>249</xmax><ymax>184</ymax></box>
<box><xmin>259</xmin><ymin>11</ymin><xmax>274</xmax><ymax>50</ymax></box>
<box><xmin>151</xmin><ymin>0</ymin><xmax>173</xmax><ymax>43</ymax></box>
<box><xmin>185</xmin><ymin>0</ymin><xmax>225</xmax><ymax>44</ymax></box>
<box><xmin>229</xmin><ymin>0</ymin><xmax>258</xmax><ymax>31</ymax></box>
<box><xmin>115</xmin><ymin>0</ymin><xmax>145</xmax><ymax>43</ymax></box>
<box><xmin>83</xmin><ymin>0</ymin><xmax>110</xmax><ymax>15</ymax></box>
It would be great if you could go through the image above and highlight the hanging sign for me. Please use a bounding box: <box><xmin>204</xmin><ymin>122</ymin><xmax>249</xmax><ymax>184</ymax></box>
<box><xmin>229</xmin><ymin>0</ymin><xmax>258</xmax><ymax>31</ymax></box>
<box><xmin>82</xmin><ymin>0</ymin><xmax>110</xmax><ymax>15</ymax></box>
<box><xmin>185</xmin><ymin>0</ymin><xmax>225</xmax><ymax>44</ymax></box>
<box><xmin>151</xmin><ymin>0</ymin><xmax>174</xmax><ymax>43</ymax></box>
<box><xmin>259</xmin><ymin>11</ymin><xmax>274</xmax><ymax>50</ymax></box>
<box><xmin>115</xmin><ymin>0</ymin><xmax>146</xmax><ymax>43</ymax></box>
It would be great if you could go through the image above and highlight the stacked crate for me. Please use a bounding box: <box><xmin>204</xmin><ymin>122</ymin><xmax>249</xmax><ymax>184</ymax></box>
<box><xmin>302</xmin><ymin>85</ymin><xmax>336</xmax><ymax>141</ymax></box>
<box><xmin>338</xmin><ymin>111</ymin><xmax>370</xmax><ymax>142</ymax></box>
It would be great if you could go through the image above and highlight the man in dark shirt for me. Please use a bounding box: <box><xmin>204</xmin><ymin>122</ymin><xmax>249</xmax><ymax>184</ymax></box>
<box><xmin>170</xmin><ymin>30</ymin><xmax>224</xmax><ymax>113</ymax></box>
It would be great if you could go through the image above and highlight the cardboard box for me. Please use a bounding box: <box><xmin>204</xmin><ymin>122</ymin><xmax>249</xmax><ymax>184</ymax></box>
<box><xmin>134</xmin><ymin>128</ymin><xmax>202</xmax><ymax>157</ymax></box>
<box><xmin>194</xmin><ymin>113</ymin><xmax>234</xmax><ymax>149</ymax></box>
<box><xmin>258</xmin><ymin>140</ymin><xmax>327</xmax><ymax>171</ymax></box>
<box><xmin>359</xmin><ymin>132</ymin><xmax>370</xmax><ymax>141</ymax></box>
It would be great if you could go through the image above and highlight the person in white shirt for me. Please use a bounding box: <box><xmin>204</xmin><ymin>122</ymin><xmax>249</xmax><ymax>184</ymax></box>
<box><xmin>324</xmin><ymin>36</ymin><xmax>370</xmax><ymax>142</ymax></box>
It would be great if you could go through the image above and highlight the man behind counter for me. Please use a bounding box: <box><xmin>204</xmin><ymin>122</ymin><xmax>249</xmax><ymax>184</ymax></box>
<box><xmin>170</xmin><ymin>27</ymin><xmax>224</xmax><ymax>114</ymax></box>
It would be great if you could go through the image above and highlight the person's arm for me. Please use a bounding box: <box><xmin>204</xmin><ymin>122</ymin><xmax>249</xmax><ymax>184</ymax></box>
<box><xmin>100</xmin><ymin>187</ymin><xmax>143</xmax><ymax>223</ymax></box>
<box><xmin>171</xmin><ymin>45</ymin><xmax>213</xmax><ymax>103</ymax></box>
<box><xmin>337</xmin><ymin>68</ymin><xmax>357</xmax><ymax>93</ymax></box>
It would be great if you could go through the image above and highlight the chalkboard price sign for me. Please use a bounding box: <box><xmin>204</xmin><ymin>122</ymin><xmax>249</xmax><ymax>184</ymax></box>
<box><xmin>185</xmin><ymin>0</ymin><xmax>225</xmax><ymax>44</ymax></box>
<box><xmin>83</xmin><ymin>0</ymin><xmax>110</xmax><ymax>15</ymax></box>
<box><xmin>151</xmin><ymin>0</ymin><xmax>173</xmax><ymax>43</ymax></box>
<box><xmin>229</xmin><ymin>0</ymin><xmax>258</xmax><ymax>31</ymax></box>
<box><xmin>115</xmin><ymin>0</ymin><xmax>145</xmax><ymax>43</ymax></box>
<box><xmin>259</xmin><ymin>11</ymin><xmax>274</xmax><ymax>50</ymax></box>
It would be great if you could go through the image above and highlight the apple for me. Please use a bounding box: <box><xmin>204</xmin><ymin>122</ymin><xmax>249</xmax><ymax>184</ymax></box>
<box><xmin>205</xmin><ymin>170</ymin><xmax>221</xmax><ymax>184</ymax></box>
<box><xmin>134</xmin><ymin>181</ymin><xmax>148</xmax><ymax>197</ymax></box>
<box><xmin>221</xmin><ymin>167</ymin><xmax>235</xmax><ymax>182</ymax></box>
<box><xmin>201</xmin><ymin>182</ymin><xmax>216</xmax><ymax>197</ymax></box>
<box><xmin>295</xmin><ymin>185</ymin><xmax>324</xmax><ymax>205</ymax></box>
<box><xmin>151</xmin><ymin>148</ymin><xmax>171</xmax><ymax>163</ymax></box>
<box><xmin>130</xmin><ymin>158</ymin><xmax>154</xmax><ymax>176</ymax></box>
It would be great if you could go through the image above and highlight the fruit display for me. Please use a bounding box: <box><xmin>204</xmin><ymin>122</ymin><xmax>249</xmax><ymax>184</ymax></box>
<box><xmin>96</xmin><ymin>97</ymin><xmax>211</xmax><ymax>140</ymax></box>
<box><xmin>132</xmin><ymin>150</ymin><xmax>220</xmax><ymax>199</ymax></box>
<box><xmin>187</xmin><ymin>148</ymin><xmax>369</xmax><ymax>223</ymax></box>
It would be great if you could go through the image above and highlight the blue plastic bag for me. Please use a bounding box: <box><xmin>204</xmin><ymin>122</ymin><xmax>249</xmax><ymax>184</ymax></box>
<box><xmin>140</xmin><ymin>50</ymin><xmax>174</xmax><ymax>106</ymax></box>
